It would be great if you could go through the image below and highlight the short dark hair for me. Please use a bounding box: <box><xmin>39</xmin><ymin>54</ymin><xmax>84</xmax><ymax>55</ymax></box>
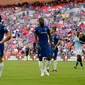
<box><xmin>38</xmin><ymin>17</ymin><xmax>44</xmax><ymax>21</ymax></box>
<box><xmin>52</xmin><ymin>27</ymin><xmax>56</xmax><ymax>32</ymax></box>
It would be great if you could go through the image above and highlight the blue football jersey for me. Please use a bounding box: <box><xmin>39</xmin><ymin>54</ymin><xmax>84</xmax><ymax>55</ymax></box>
<box><xmin>0</xmin><ymin>24</ymin><xmax>8</xmax><ymax>41</ymax></box>
<box><xmin>52</xmin><ymin>34</ymin><xmax>60</xmax><ymax>46</ymax></box>
<box><xmin>34</xmin><ymin>26</ymin><xmax>50</xmax><ymax>44</ymax></box>
<box><xmin>0</xmin><ymin>24</ymin><xmax>8</xmax><ymax>56</ymax></box>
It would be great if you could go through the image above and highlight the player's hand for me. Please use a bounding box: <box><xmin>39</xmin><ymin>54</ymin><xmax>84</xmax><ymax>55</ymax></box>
<box><xmin>53</xmin><ymin>46</ymin><xmax>57</xmax><ymax>50</ymax></box>
<box><xmin>48</xmin><ymin>41</ymin><xmax>52</xmax><ymax>45</ymax></box>
<box><xmin>36</xmin><ymin>44</ymin><xmax>40</xmax><ymax>50</ymax></box>
<box><xmin>0</xmin><ymin>41</ymin><xmax>3</xmax><ymax>44</ymax></box>
<box><xmin>48</xmin><ymin>42</ymin><xmax>50</xmax><ymax>45</ymax></box>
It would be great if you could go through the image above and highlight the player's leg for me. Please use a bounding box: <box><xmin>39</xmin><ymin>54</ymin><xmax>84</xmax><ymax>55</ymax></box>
<box><xmin>80</xmin><ymin>61</ymin><xmax>84</xmax><ymax>69</ymax></box>
<box><xmin>52</xmin><ymin>49</ymin><xmax>58</xmax><ymax>72</ymax></box>
<box><xmin>26</xmin><ymin>50</ymin><xmax>29</xmax><ymax>61</ymax></box>
<box><xmin>44</xmin><ymin>45</ymin><xmax>52</xmax><ymax>75</ymax></box>
<box><xmin>38</xmin><ymin>57</ymin><xmax>44</xmax><ymax>76</ymax></box>
<box><xmin>46</xmin><ymin>57</ymin><xmax>52</xmax><ymax>72</ymax></box>
<box><xmin>52</xmin><ymin>56</ymin><xmax>57</xmax><ymax>72</ymax></box>
<box><xmin>0</xmin><ymin>46</ymin><xmax>4</xmax><ymax>78</ymax></box>
<box><xmin>78</xmin><ymin>55</ymin><xmax>84</xmax><ymax>68</ymax></box>
<box><xmin>37</xmin><ymin>43</ymin><xmax>45</xmax><ymax>76</ymax></box>
<box><xmin>74</xmin><ymin>55</ymin><xmax>79</xmax><ymax>69</ymax></box>
<box><xmin>46</xmin><ymin>45</ymin><xmax>52</xmax><ymax>72</ymax></box>
<box><xmin>44</xmin><ymin>57</ymin><xmax>51</xmax><ymax>76</ymax></box>
<box><xmin>0</xmin><ymin>57</ymin><xmax>4</xmax><ymax>78</ymax></box>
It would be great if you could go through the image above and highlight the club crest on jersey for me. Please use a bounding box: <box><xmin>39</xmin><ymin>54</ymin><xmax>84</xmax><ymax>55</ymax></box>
<box><xmin>56</xmin><ymin>36</ymin><xmax>58</xmax><ymax>38</ymax></box>
<box><xmin>38</xmin><ymin>30</ymin><xmax>41</xmax><ymax>34</ymax></box>
<box><xmin>45</xmin><ymin>28</ymin><xmax>47</xmax><ymax>31</ymax></box>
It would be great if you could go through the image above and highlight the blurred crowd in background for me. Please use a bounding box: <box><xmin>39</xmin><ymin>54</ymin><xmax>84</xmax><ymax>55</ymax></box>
<box><xmin>0</xmin><ymin>0</ymin><xmax>85</xmax><ymax>60</ymax></box>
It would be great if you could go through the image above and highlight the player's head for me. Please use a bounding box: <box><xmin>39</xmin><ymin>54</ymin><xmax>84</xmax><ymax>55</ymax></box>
<box><xmin>50</xmin><ymin>27</ymin><xmax>56</xmax><ymax>34</ymax></box>
<box><xmin>38</xmin><ymin>18</ymin><xmax>44</xmax><ymax>27</ymax></box>
<box><xmin>79</xmin><ymin>33</ymin><xmax>85</xmax><ymax>42</ymax></box>
<box><xmin>0</xmin><ymin>15</ymin><xmax>2</xmax><ymax>22</ymax></box>
<box><xmin>76</xmin><ymin>31</ymin><xmax>80</xmax><ymax>37</ymax></box>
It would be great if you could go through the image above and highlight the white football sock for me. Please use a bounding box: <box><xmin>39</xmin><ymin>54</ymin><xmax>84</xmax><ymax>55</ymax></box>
<box><xmin>0</xmin><ymin>62</ymin><xmax>4</xmax><ymax>77</ymax></box>
<box><xmin>54</xmin><ymin>60</ymin><xmax>57</xmax><ymax>70</ymax></box>
<box><xmin>39</xmin><ymin>61</ymin><xmax>43</xmax><ymax>73</ymax></box>
<box><xmin>45</xmin><ymin>60</ymin><xmax>51</xmax><ymax>70</ymax></box>
<box><xmin>46</xmin><ymin>60</ymin><xmax>51</xmax><ymax>70</ymax></box>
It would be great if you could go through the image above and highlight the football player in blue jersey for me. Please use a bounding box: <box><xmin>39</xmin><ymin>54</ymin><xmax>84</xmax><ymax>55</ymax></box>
<box><xmin>0</xmin><ymin>15</ymin><xmax>11</xmax><ymax>77</ymax></box>
<box><xmin>49</xmin><ymin>27</ymin><xmax>61</xmax><ymax>72</ymax></box>
<box><xmin>34</xmin><ymin>18</ymin><xmax>52</xmax><ymax>76</ymax></box>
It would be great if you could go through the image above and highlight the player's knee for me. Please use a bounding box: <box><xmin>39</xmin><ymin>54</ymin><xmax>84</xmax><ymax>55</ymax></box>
<box><xmin>39</xmin><ymin>57</ymin><xmax>43</xmax><ymax>61</ymax></box>
<box><xmin>46</xmin><ymin>56</ymin><xmax>52</xmax><ymax>61</ymax></box>
<box><xmin>53</xmin><ymin>57</ymin><xmax>57</xmax><ymax>60</ymax></box>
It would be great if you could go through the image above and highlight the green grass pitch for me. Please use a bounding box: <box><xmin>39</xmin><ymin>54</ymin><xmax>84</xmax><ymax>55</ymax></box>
<box><xmin>0</xmin><ymin>61</ymin><xmax>85</xmax><ymax>85</ymax></box>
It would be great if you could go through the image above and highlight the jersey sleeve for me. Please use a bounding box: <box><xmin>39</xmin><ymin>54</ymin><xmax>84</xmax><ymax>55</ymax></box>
<box><xmin>47</xmin><ymin>26</ymin><xmax>50</xmax><ymax>35</ymax></box>
<box><xmin>56</xmin><ymin>35</ymin><xmax>60</xmax><ymax>41</ymax></box>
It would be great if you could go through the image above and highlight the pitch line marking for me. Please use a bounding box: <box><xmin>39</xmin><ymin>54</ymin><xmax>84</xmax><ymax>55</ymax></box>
<box><xmin>1</xmin><ymin>76</ymin><xmax>85</xmax><ymax>80</ymax></box>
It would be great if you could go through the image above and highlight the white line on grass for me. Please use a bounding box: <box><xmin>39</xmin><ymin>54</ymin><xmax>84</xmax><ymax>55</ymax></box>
<box><xmin>1</xmin><ymin>77</ymin><xmax>41</xmax><ymax>80</ymax></box>
<box><xmin>1</xmin><ymin>76</ymin><xmax>85</xmax><ymax>80</ymax></box>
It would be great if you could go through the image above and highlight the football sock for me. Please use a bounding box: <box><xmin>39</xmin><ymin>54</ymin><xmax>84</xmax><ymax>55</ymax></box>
<box><xmin>39</xmin><ymin>61</ymin><xmax>43</xmax><ymax>73</ymax></box>
<box><xmin>0</xmin><ymin>62</ymin><xmax>4</xmax><ymax>77</ymax></box>
<box><xmin>45</xmin><ymin>60</ymin><xmax>51</xmax><ymax>70</ymax></box>
<box><xmin>54</xmin><ymin>60</ymin><xmax>57</xmax><ymax>70</ymax></box>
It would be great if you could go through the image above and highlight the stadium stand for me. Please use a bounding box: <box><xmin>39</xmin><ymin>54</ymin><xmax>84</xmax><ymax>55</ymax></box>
<box><xmin>0</xmin><ymin>0</ymin><xmax>85</xmax><ymax>61</ymax></box>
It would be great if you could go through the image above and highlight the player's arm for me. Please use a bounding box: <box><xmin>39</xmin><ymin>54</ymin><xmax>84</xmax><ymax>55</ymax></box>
<box><xmin>34</xmin><ymin>28</ymin><xmax>40</xmax><ymax>49</ymax></box>
<box><xmin>55</xmin><ymin>40</ymin><xmax>61</xmax><ymax>47</ymax></box>
<box><xmin>69</xmin><ymin>42</ymin><xmax>75</xmax><ymax>51</ymax></box>
<box><xmin>35</xmin><ymin>35</ymin><xmax>40</xmax><ymax>49</ymax></box>
<box><xmin>0</xmin><ymin>32</ymin><xmax>11</xmax><ymax>44</ymax></box>
<box><xmin>54</xmin><ymin>36</ymin><xmax>61</xmax><ymax>50</ymax></box>
<box><xmin>35</xmin><ymin>35</ymin><xmax>38</xmax><ymax>46</ymax></box>
<box><xmin>0</xmin><ymin>28</ymin><xmax>11</xmax><ymax>44</ymax></box>
<box><xmin>53</xmin><ymin>40</ymin><xmax>61</xmax><ymax>50</ymax></box>
<box><xmin>71</xmin><ymin>37</ymin><xmax>76</xmax><ymax>47</ymax></box>
<box><xmin>71</xmin><ymin>42</ymin><xmax>75</xmax><ymax>46</ymax></box>
<box><xmin>47</xmin><ymin>27</ymin><xmax>52</xmax><ymax>43</ymax></box>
